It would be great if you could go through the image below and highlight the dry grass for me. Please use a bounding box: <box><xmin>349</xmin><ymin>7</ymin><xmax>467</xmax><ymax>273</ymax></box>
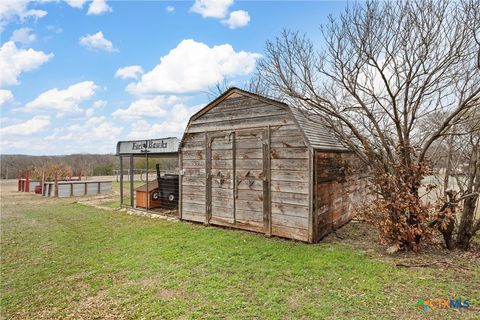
<box><xmin>1</xmin><ymin>180</ymin><xmax>479</xmax><ymax>319</ymax></box>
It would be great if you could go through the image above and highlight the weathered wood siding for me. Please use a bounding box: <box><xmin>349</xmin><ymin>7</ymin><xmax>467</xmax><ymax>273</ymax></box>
<box><xmin>180</xmin><ymin>94</ymin><xmax>310</xmax><ymax>241</ymax></box>
<box><xmin>269</xmin><ymin>123</ymin><xmax>310</xmax><ymax>241</ymax></box>
<box><xmin>180</xmin><ymin>131</ymin><xmax>207</xmax><ymax>223</ymax></box>
<box><xmin>313</xmin><ymin>151</ymin><xmax>368</xmax><ymax>241</ymax></box>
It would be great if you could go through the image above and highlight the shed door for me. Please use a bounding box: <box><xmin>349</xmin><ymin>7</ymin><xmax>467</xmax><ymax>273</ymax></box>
<box><xmin>234</xmin><ymin>128</ymin><xmax>269</xmax><ymax>233</ymax></box>
<box><xmin>207</xmin><ymin>132</ymin><xmax>235</xmax><ymax>224</ymax></box>
<box><xmin>206</xmin><ymin>128</ymin><xmax>270</xmax><ymax>233</ymax></box>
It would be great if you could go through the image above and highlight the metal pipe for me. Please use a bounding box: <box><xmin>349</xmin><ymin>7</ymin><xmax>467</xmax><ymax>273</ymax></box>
<box><xmin>17</xmin><ymin>168</ymin><xmax>22</xmax><ymax>192</ymax></box>
<box><xmin>146</xmin><ymin>151</ymin><xmax>149</xmax><ymax>212</ymax></box>
<box><xmin>130</xmin><ymin>155</ymin><xmax>134</xmax><ymax>207</ymax></box>
<box><xmin>54</xmin><ymin>172</ymin><xmax>58</xmax><ymax>197</ymax></box>
<box><xmin>119</xmin><ymin>155</ymin><xmax>124</xmax><ymax>206</ymax></box>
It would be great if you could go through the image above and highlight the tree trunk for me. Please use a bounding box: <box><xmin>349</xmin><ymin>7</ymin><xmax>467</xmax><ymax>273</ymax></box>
<box><xmin>455</xmin><ymin>143</ymin><xmax>479</xmax><ymax>250</ymax></box>
<box><xmin>456</xmin><ymin>197</ymin><xmax>476</xmax><ymax>250</ymax></box>
<box><xmin>443</xmin><ymin>134</ymin><xmax>454</xmax><ymax>198</ymax></box>
<box><xmin>439</xmin><ymin>197</ymin><xmax>456</xmax><ymax>250</ymax></box>
<box><xmin>442</xmin><ymin>219</ymin><xmax>456</xmax><ymax>250</ymax></box>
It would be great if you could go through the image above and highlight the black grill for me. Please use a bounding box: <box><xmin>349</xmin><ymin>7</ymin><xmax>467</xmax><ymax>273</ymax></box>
<box><xmin>156</xmin><ymin>164</ymin><xmax>179</xmax><ymax>210</ymax></box>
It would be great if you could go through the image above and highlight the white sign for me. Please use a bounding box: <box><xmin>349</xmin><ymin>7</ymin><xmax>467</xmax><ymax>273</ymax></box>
<box><xmin>116</xmin><ymin>137</ymin><xmax>180</xmax><ymax>155</ymax></box>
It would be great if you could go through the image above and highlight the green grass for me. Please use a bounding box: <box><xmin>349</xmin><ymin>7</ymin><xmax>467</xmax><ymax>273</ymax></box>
<box><xmin>98</xmin><ymin>181</ymin><xmax>141</xmax><ymax>208</ymax></box>
<box><xmin>113</xmin><ymin>180</ymin><xmax>144</xmax><ymax>192</ymax></box>
<box><xmin>1</xmin><ymin>193</ymin><xmax>478</xmax><ymax>319</ymax></box>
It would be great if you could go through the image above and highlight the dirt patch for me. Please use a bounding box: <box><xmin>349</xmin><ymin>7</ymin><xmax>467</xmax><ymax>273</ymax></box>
<box><xmin>322</xmin><ymin>218</ymin><xmax>480</xmax><ymax>271</ymax></box>
<box><xmin>66</xmin><ymin>290</ymin><xmax>131</xmax><ymax>320</ymax></box>
<box><xmin>10</xmin><ymin>290</ymin><xmax>129</xmax><ymax>320</ymax></box>
<box><xmin>0</xmin><ymin>181</ymin><xmax>57</xmax><ymax>208</ymax></box>
<box><xmin>135</xmin><ymin>276</ymin><xmax>195</xmax><ymax>300</ymax></box>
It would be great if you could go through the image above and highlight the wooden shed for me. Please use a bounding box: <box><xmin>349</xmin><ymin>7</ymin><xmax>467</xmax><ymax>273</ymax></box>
<box><xmin>179</xmin><ymin>88</ymin><xmax>367</xmax><ymax>242</ymax></box>
<box><xmin>135</xmin><ymin>181</ymin><xmax>161</xmax><ymax>209</ymax></box>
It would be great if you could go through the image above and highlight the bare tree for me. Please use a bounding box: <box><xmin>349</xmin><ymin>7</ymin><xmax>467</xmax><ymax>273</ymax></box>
<box><xmin>429</xmin><ymin>109</ymin><xmax>480</xmax><ymax>249</ymax></box>
<box><xmin>205</xmin><ymin>78</ymin><xmax>234</xmax><ymax>100</ymax></box>
<box><xmin>252</xmin><ymin>0</ymin><xmax>480</xmax><ymax>250</ymax></box>
<box><xmin>456</xmin><ymin>132</ymin><xmax>480</xmax><ymax>249</ymax></box>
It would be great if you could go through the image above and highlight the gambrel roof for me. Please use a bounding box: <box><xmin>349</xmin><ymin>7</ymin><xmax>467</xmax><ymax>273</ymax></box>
<box><xmin>182</xmin><ymin>87</ymin><xmax>349</xmax><ymax>152</ymax></box>
<box><xmin>288</xmin><ymin>106</ymin><xmax>349</xmax><ymax>151</ymax></box>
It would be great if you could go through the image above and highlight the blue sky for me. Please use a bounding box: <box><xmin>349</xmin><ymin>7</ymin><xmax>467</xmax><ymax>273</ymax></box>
<box><xmin>0</xmin><ymin>0</ymin><xmax>346</xmax><ymax>155</ymax></box>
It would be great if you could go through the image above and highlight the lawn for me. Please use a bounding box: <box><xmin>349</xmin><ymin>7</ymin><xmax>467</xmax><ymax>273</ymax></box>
<box><xmin>99</xmin><ymin>180</ymin><xmax>144</xmax><ymax>208</ymax></box>
<box><xmin>1</xmin><ymin>185</ymin><xmax>478</xmax><ymax>319</ymax></box>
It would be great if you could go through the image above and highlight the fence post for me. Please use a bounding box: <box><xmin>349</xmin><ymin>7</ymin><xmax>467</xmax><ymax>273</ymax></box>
<box><xmin>129</xmin><ymin>155</ymin><xmax>134</xmax><ymax>207</ymax></box>
<box><xmin>41</xmin><ymin>172</ymin><xmax>45</xmax><ymax>195</ymax></box>
<box><xmin>17</xmin><ymin>168</ymin><xmax>22</xmax><ymax>192</ymax></box>
<box><xmin>119</xmin><ymin>156</ymin><xmax>124</xmax><ymax>206</ymax></box>
<box><xmin>25</xmin><ymin>169</ymin><xmax>30</xmax><ymax>192</ymax></box>
<box><xmin>54</xmin><ymin>172</ymin><xmax>59</xmax><ymax>197</ymax></box>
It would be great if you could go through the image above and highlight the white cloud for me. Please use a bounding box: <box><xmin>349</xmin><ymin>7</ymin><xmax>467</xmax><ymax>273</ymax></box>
<box><xmin>70</xmin><ymin>116</ymin><xmax>123</xmax><ymax>142</ymax></box>
<box><xmin>166</xmin><ymin>5</ymin><xmax>175</xmax><ymax>13</ymax></box>
<box><xmin>0</xmin><ymin>116</ymin><xmax>123</xmax><ymax>155</ymax></box>
<box><xmin>79</xmin><ymin>31</ymin><xmax>117</xmax><ymax>52</ymax></box>
<box><xmin>26</xmin><ymin>9</ymin><xmax>47</xmax><ymax>19</ymax></box>
<box><xmin>0</xmin><ymin>90</ymin><xmax>14</xmax><ymax>107</ymax></box>
<box><xmin>43</xmin><ymin>116</ymin><xmax>123</xmax><ymax>153</ymax></box>
<box><xmin>92</xmin><ymin>99</ymin><xmax>107</xmax><ymax>109</ymax></box>
<box><xmin>0</xmin><ymin>117</ymin><xmax>17</xmax><ymax>124</ymax></box>
<box><xmin>190</xmin><ymin>0</ymin><xmax>250</xmax><ymax>29</ymax></box>
<box><xmin>190</xmin><ymin>0</ymin><xmax>233</xmax><ymax>18</ymax></box>
<box><xmin>87</xmin><ymin>0</ymin><xmax>112</xmax><ymax>15</ymax></box>
<box><xmin>222</xmin><ymin>10</ymin><xmax>250</xmax><ymax>29</ymax></box>
<box><xmin>112</xmin><ymin>96</ymin><xmax>181</xmax><ymax>119</ymax></box>
<box><xmin>10</xmin><ymin>27</ymin><xmax>36</xmax><ymax>44</ymax></box>
<box><xmin>0</xmin><ymin>115</ymin><xmax>50</xmax><ymax>135</ymax></box>
<box><xmin>126</xmin><ymin>39</ymin><xmax>260</xmax><ymax>95</ymax></box>
<box><xmin>64</xmin><ymin>0</ymin><xmax>88</xmax><ymax>9</ymax></box>
<box><xmin>115</xmin><ymin>65</ymin><xmax>144</xmax><ymax>80</ymax></box>
<box><xmin>46</xmin><ymin>25</ymin><xmax>63</xmax><ymax>34</ymax></box>
<box><xmin>0</xmin><ymin>0</ymin><xmax>47</xmax><ymax>32</ymax></box>
<box><xmin>127</xmin><ymin>104</ymin><xmax>203</xmax><ymax>139</ymax></box>
<box><xmin>0</xmin><ymin>41</ymin><xmax>53</xmax><ymax>86</ymax></box>
<box><xmin>24</xmin><ymin>81</ymin><xmax>98</xmax><ymax>117</ymax></box>
<box><xmin>85</xmin><ymin>107</ymin><xmax>95</xmax><ymax>117</ymax></box>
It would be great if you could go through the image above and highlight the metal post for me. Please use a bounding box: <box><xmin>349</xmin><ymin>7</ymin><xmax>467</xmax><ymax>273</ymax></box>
<box><xmin>54</xmin><ymin>172</ymin><xmax>59</xmax><ymax>197</ymax></box>
<box><xmin>129</xmin><ymin>155</ymin><xmax>134</xmax><ymax>207</ymax></box>
<box><xmin>146</xmin><ymin>152</ymin><xmax>149</xmax><ymax>212</ymax></box>
<box><xmin>119</xmin><ymin>155</ymin><xmax>124</xmax><ymax>206</ymax></box>
<box><xmin>17</xmin><ymin>168</ymin><xmax>22</xmax><ymax>192</ymax></box>
<box><xmin>41</xmin><ymin>172</ymin><xmax>45</xmax><ymax>195</ymax></box>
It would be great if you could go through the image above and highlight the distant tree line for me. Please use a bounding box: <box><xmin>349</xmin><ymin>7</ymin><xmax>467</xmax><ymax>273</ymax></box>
<box><xmin>0</xmin><ymin>154</ymin><xmax>180</xmax><ymax>179</ymax></box>
<box><xmin>0</xmin><ymin>154</ymin><xmax>117</xmax><ymax>179</ymax></box>
<box><xmin>133</xmin><ymin>158</ymin><xmax>178</xmax><ymax>171</ymax></box>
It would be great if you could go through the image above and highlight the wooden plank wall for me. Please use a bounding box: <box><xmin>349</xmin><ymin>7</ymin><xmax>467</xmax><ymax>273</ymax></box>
<box><xmin>314</xmin><ymin>151</ymin><xmax>368</xmax><ymax>241</ymax></box>
<box><xmin>269</xmin><ymin>124</ymin><xmax>310</xmax><ymax>241</ymax></box>
<box><xmin>180</xmin><ymin>94</ymin><xmax>311</xmax><ymax>242</ymax></box>
<box><xmin>208</xmin><ymin>133</ymin><xmax>235</xmax><ymax>225</ymax></box>
<box><xmin>181</xmin><ymin>131</ymin><xmax>207</xmax><ymax>222</ymax></box>
<box><xmin>234</xmin><ymin>128</ymin><xmax>265</xmax><ymax>231</ymax></box>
